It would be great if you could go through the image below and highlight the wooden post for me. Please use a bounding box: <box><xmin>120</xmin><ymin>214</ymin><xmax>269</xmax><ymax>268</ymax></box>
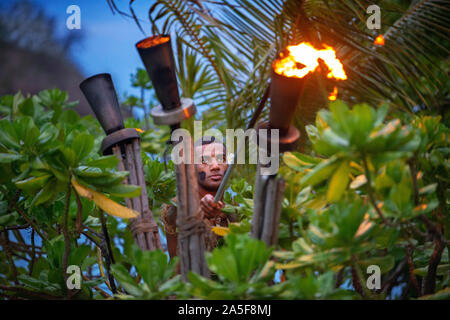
<box><xmin>112</xmin><ymin>140</ymin><xmax>162</xmax><ymax>251</ymax></box>
<box><xmin>174</xmin><ymin>136</ymin><xmax>209</xmax><ymax>281</ymax></box>
<box><xmin>251</xmin><ymin>162</ymin><xmax>285</xmax><ymax>247</ymax></box>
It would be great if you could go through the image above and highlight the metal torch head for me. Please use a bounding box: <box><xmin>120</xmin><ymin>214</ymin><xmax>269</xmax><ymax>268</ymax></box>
<box><xmin>256</xmin><ymin>69</ymin><xmax>305</xmax><ymax>153</ymax></box>
<box><xmin>136</xmin><ymin>35</ymin><xmax>181</xmax><ymax>111</ymax></box>
<box><xmin>79</xmin><ymin>73</ymin><xmax>124</xmax><ymax>134</ymax></box>
<box><xmin>268</xmin><ymin>70</ymin><xmax>308</xmax><ymax>136</ymax></box>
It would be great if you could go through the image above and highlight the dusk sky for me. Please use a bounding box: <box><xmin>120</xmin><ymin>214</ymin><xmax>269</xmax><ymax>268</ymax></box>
<box><xmin>31</xmin><ymin>0</ymin><xmax>157</xmax><ymax>101</ymax></box>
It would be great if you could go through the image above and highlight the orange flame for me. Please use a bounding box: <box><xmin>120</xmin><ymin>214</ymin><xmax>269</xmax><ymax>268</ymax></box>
<box><xmin>328</xmin><ymin>86</ymin><xmax>338</xmax><ymax>101</ymax></box>
<box><xmin>273</xmin><ymin>42</ymin><xmax>347</xmax><ymax>80</ymax></box>
<box><xmin>374</xmin><ymin>34</ymin><xmax>385</xmax><ymax>46</ymax></box>
<box><xmin>137</xmin><ymin>36</ymin><xmax>170</xmax><ymax>49</ymax></box>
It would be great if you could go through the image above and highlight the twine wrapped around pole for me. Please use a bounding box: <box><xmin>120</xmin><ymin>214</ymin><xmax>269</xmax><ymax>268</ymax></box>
<box><xmin>112</xmin><ymin>142</ymin><xmax>162</xmax><ymax>251</ymax></box>
<box><xmin>174</xmin><ymin>137</ymin><xmax>209</xmax><ymax>281</ymax></box>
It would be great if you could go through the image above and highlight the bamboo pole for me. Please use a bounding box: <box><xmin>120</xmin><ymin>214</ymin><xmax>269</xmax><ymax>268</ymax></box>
<box><xmin>124</xmin><ymin>143</ymin><xmax>146</xmax><ymax>249</ymax></box>
<box><xmin>175</xmin><ymin>160</ymin><xmax>190</xmax><ymax>281</ymax></box>
<box><xmin>111</xmin><ymin>141</ymin><xmax>162</xmax><ymax>251</ymax></box>
<box><xmin>251</xmin><ymin>162</ymin><xmax>285</xmax><ymax>247</ymax></box>
<box><xmin>271</xmin><ymin>179</ymin><xmax>285</xmax><ymax>245</ymax></box>
<box><xmin>261</xmin><ymin>178</ymin><xmax>277</xmax><ymax>245</ymax></box>
<box><xmin>112</xmin><ymin>146</ymin><xmax>131</xmax><ymax>209</ymax></box>
<box><xmin>175</xmin><ymin>137</ymin><xmax>209</xmax><ymax>281</ymax></box>
<box><xmin>186</xmin><ymin>141</ymin><xmax>208</xmax><ymax>276</ymax></box>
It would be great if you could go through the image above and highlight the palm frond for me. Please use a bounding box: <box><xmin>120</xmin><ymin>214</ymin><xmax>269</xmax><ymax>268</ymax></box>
<box><xmin>108</xmin><ymin>0</ymin><xmax>450</xmax><ymax>128</ymax></box>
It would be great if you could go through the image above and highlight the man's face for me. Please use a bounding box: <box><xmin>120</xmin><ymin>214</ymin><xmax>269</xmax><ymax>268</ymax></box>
<box><xmin>195</xmin><ymin>142</ymin><xmax>228</xmax><ymax>191</ymax></box>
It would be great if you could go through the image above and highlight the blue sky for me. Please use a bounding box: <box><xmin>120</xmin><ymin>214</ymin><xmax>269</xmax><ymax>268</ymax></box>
<box><xmin>31</xmin><ymin>0</ymin><xmax>156</xmax><ymax>100</ymax></box>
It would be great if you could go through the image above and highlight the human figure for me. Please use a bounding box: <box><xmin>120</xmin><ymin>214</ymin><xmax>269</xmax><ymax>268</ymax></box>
<box><xmin>160</xmin><ymin>136</ymin><xmax>237</xmax><ymax>258</ymax></box>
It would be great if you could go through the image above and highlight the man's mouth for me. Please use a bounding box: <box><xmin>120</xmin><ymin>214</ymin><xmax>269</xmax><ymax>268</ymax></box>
<box><xmin>210</xmin><ymin>174</ymin><xmax>223</xmax><ymax>181</ymax></box>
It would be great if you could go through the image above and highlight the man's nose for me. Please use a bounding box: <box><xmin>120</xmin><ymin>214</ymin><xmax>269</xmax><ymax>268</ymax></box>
<box><xmin>210</xmin><ymin>158</ymin><xmax>220</xmax><ymax>170</ymax></box>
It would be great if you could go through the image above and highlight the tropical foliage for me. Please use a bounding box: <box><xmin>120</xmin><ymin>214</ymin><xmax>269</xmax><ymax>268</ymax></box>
<box><xmin>0</xmin><ymin>0</ymin><xmax>448</xmax><ymax>300</ymax></box>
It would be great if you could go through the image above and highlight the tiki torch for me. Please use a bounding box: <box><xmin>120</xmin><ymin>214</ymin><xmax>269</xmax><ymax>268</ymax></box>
<box><xmin>80</xmin><ymin>73</ymin><xmax>162</xmax><ymax>251</ymax></box>
<box><xmin>135</xmin><ymin>35</ymin><xmax>195</xmax><ymax>127</ymax></box>
<box><xmin>256</xmin><ymin>70</ymin><xmax>304</xmax><ymax>153</ymax></box>
<box><xmin>251</xmin><ymin>70</ymin><xmax>305</xmax><ymax>246</ymax></box>
<box><xmin>252</xmin><ymin>42</ymin><xmax>347</xmax><ymax>246</ymax></box>
<box><xmin>135</xmin><ymin>35</ymin><xmax>208</xmax><ymax>280</ymax></box>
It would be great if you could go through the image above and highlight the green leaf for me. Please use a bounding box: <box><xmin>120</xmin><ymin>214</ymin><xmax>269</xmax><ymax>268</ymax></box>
<box><xmin>101</xmin><ymin>184</ymin><xmax>142</xmax><ymax>198</ymax></box>
<box><xmin>15</xmin><ymin>175</ymin><xmax>52</xmax><ymax>193</ymax></box>
<box><xmin>350</xmin><ymin>104</ymin><xmax>375</xmax><ymax>145</ymax></box>
<box><xmin>327</xmin><ymin>161</ymin><xmax>350</xmax><ymax>202</ymax></box>
<box><xmin>187</xmin><ymin>271</ymin><xmax>220</xmax><ymax>294</ymax></box>
<box><xmin>31</xmin><ymin>179</ymin><xmax>57</xmax><ymax>206</ymax></box>
<box><xmin>329</xmin><ymin>101</ymin><xmax>352</xmax><ymax>135</ymax></box>
<box><xmin>74</xmin><ymin>166</ymin><xmax>107</xmax><ymax>178</ymax></box>
<box><xmin>15</xmin><ymin>116</ymin><xmax>39</xmax><ymax>146</ymax></box>
<box><xmin>49</xmin><ymin>166</ymin><xmax>70</xmax><ymax>183</ymax></box>
<box><xmin>0</xmin><ymin>153</ymin><xmax>23</xmax><ymax>163</ymax></box>
<box><xmin>86</xmin><ymin>155</ymin><xmax>119</xmax><ymax>169</ymax></box>
<box><xmin>18</xmin><ymin>274</ymin><xmax>61</xmax><ymax>294</ymax></box>
<box><xmin>374</xmin><ymin>104</ymin><xmax>389</xmax><ymax>127</ymax></box>
<box><xmin>59</xmin><ymin>146</ymin><xmax>77</xmax><ymax>168</ymax></box>
<box><xmin>207</xmin><ymin>246</ymin><xmax>239</xmax><ymax>283</ymax></box>
<box><xmin>0</xmin><ymin>119</ymin><xmax>20</xmax><ymax>149</ymax></box>
<box><xmin>0</xmin><ymin>94</ymin><xmax>13</xmax><ymax>114</ymax></box>
<box><xmin>69</xmin><ymin>245</ymin><xmax>92</xmax><ymax>267</ymax></box>
<box><xmin>301</xmin><ymin>157</ymin><xmax>339</xmax><ymax>187</ymax></box>
<box><xmin>59</xmin><ymin>109</ymin><xmax>80</xmax><ymax>124</ymax></box>
<box><xmin>322</xmin><ymin>129</ymin><xmax>350</xmax><ymax>149</ymax></box>
<box><xmin>78</xmin><ymin>171</ymin><xmax>129</xmax><ymax>187</ymax></box>
<box><xmin>72</xmin><ymin>133</ymin><xmax>94</xmax><ymax>162</ymax></box>
<box><xmin>0</xmin><ymin>200</ymin><xmax>7</xmax><ymax>214</ymax></box>
<box><xmin>18</xmin><ymin>98</ymin><xmax>36</xmax><ymax>118</ymax></box>
<box><xmin>206</xmin><ymin>234</ymin><xmax>272</xmax><ymax>284</ymax></box>
<box><xmin>0</xmin><ymin>212</ymin><xmax>19</xmax><ymax>226</ymax></box>
<box><xmin>111</xmin><ymin>264</ymin><xmax>144</xmax><ymax>297</ymax></box>
<box><xmin>131</xmin><ymin>247</ymin><xmax>176</xmax><ymax>292</ymax></box>
<box><xmin>333</xmin><ymin>199</ymin><xmax>367</xmax><ymax>243</ymax></box>
<box><xmin>389</xmin><ymin>182</ymin><xmax>411</xmax><ymax>213</ymax></box>
<box><xmin>38</xmin><ymin>123</ymin><xmax>59</xmax><ymax>146</ymax></box>
<box><xmin>283</xmin><ymin>152</ymin><xmax>321</xmax><ymax>170</ymax></box>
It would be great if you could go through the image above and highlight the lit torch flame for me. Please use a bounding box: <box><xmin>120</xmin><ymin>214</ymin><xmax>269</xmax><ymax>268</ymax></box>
<box><xmin>374</xmin><ymin>34</ymin><xmax>385</xmax><ymax>46</ymax></box>
<box><xmin>273</xmin><ymin>42</ymin><xmax>347</xmax><ymax>80</ymax></box>
<box><xmin>328</xmin><ymin>86</ymin><xmax>338</xmax><ymax>101</ymax></box>
<box><xmin>136</xmin><ymin>36</ymin><xmax>170</xmax><ymax>49</ymax></box>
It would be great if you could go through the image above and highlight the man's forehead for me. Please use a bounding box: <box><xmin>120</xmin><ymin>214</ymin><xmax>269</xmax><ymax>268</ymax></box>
<box><xmin>195</xmin><ymin>142</ymin><xmax>225</xmax><ymax>156</ymax></box>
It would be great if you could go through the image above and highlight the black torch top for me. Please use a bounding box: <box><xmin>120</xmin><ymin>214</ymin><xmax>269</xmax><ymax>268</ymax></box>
<box><xmin>269</xmin><ymin>70</ymin><xmax>308</xmax><ymax>136</ymax></box>
<box><xmin>79</xmin><ymin>73</ymin><xmax>124</xmax><ymax>135</ymax></box>
<box><xmin>136</xmin><ymin>35</ymin><xmax>181</xmax><ymax>111</ymax></box>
